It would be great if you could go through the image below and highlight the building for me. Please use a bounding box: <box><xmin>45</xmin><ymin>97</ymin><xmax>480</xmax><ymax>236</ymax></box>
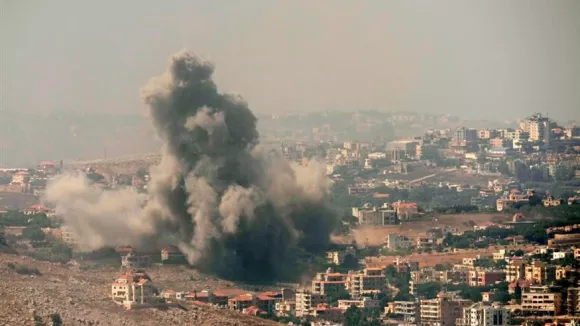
<box><xmin>392</xmin><ymin>201</ymin><xmax>419</xmax><ymax>219</ymax></box>
<box><xmin>295</xmin><ymin>290</ymin><xmax>325</xmax><ymax>317</ymax></box>
<box><xmin>346</xmin><ymin>268</ymin><xmax>386</xmax><ymax>297</ymax></box>
<box><xmin>458</xmin><ymin>302</ymin><xmax>510</xmax><ymax>326</ymax></box>
<box><xmin>544</xmin><ymin>196</ymin><xmax>564</xmax><ymax>207</ymax></box>
<box><xmin>60</xmin><ymin>225</ymin><xmax>79</xmax><ymax>247</ymax></box>
<box><xmin>389</xmin><ymin>300</ymin><xmax>420</xmax><ymax>324</ymax></box>
<box><xmin>352</xmin><ymin>203</ymin><xmax>398</xmax><ymax>226</ymax></box>
<box><xmin>548</xmin><ymin>233</ymin><xmax>580</xmax><ymax>249</ymax></box>
<box><xmin>519</xmin><ymin>113</ymin><xmax>551</xmax><ymax>145</ymax></box>
<box><xmin>384</xmin><ymin>234</ymin><xmax>413</xmax><ymax>251</ymax></box>
<box><xmin>496</xmin><ymin>189</ymin><xmax>530</xmax><ymax>211</ymax></box>
<box><xmin>386</xmin><ymin>140</ymin><xmax>419</xmax><ymax>161</ymax></box>
<box><xmin>505</xmin><ymin>259</ymin><xmax>526</xmax><ymax>282</ymax></box>
<box><xmin>337</xmin><ymin>297</ymin><xmax>380</xmax><ymax>311</ymax></box>
<box><xmin>228</xmin><ymin>294</ymin><xmax>277</xmax><ymax>314</ymax></box>
<box><xmin>521</xmin><ymin>285</ymin><xmax>563</xmax><ymax>316</ymax></box>
<box><xmin>326</xmin><ymin>247</ymin><xmax>356</xmax><ymax>265</ymax></box>
<box><xmin>420</xmin><ymin>292</ymin><xmax>472</xmax><ymax>326</ymax></box>
<box><xmin>111</xmin><ymin>269</ymin><xmax>162</xmax><ymax>309</ymax></box>
<box><xmin>312</xmin><ymin>268</ymin><xmax>347</xmax><ymax>296</ymax></box>
<box><xmin>121</xmin><ymin>252</ymin><xmax>151</xmax><ymax>269</ymax></box>
<box><xmin>454</xmin><ymin>127</ymin><xmax>478</xmax><ymax>143</ymax></box>
<box><xmin>275</xmin><ymin>300</ymin><xmax>296</xmax><ymax>317</ymax></box>
<box><xmin>416</xmin><ymin>236</ymin><xmax>436</xmax><ymax>251</ymax></box>
<box><xmin>468</xmin><ymin>270</ymin><xmax>506</xmax><ymax>287</ymax></box>
<box><xmin>524</xmin><ymin>261</ymin><xmax>555</xmax><ymax>284</ymax></box>
<box><xmin>161</xmin><ymin>246</ymin><xmax>186</xmax><ymax>264</ymax></box>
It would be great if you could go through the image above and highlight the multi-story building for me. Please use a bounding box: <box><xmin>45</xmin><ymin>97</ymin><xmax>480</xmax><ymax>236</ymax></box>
<box><xmin>468</xmin><ymin>270</ymin><xmax>506</xmax><ymax>287</ymax></box>
<box><xmin>337</xmin><ymin>297</ymin><xmax>380</xmax><ymax>311</ymax></box>
<box><xmin>496</xmin><ymin>189</ymin><xmax>530</xmax><ymax>211</ymax></box>
<box><xmin>416</xmin><ymin>236</ymin><xmax>436</xmax><ymax>251</ymax></box>
<box><xmin>519</xmin><ymin>113</ymin><xmax>551</xmax><ymax>145</ymax></box>
<box><xmin>121</xmin><ymin>252</ymin><xmax>151</xmax><ymax>269</ymax></box>
<box><xmin>111</xmin><ymin>269</ymin><xmax>161</xmax><ymax>309</ymax></box>
<box><xmin>454</xmin><ymin>127</ymin><xmax>478</xmax><ymax>143</ymax></box>
<box><xmin>352</xmin><ymin>203</ymin><xmax>398</xmax><ymax>226</ymax></box>
<box><xmin>524</xmin><ymin>261</ymin><xmax>556</xmax><ymax>284</ymax></box>
<box><xmin>457</xmin><ymin>302</ymin><xmax>510</xmax><ymax>326</ymax></box>
<box><xmin>388</xmin><ymin>300</ymin><xmax>420</xmax><ymax>324</ymax></box>
<box><xmin>505</xmin><ymin>259</ymin><xmax>526</xmax><ymax>282</ymax></box>
<box><xmin>312</xmin><ymin>268</ymin><xmax>347</xmax><ymax>296</ymax></box>
<box><xmin>521</xmin><ymin>285</ymin><xmax>563</xmax><ymax>317</ymax></box>
<box><xmin>420</xmin><ymin>292</ymin><xmax>472</xmax><ymax>326</ymax></box>
<box><xmin>346</xmin><ymin>268</ymin><xmax>386</xmax><ymax>296</ymax></box>
<box><xmin>548</xmin><ymin>233</ymin><xmax>580</xmax><ymax>249</ymax></box>
<box><xmin>295</xmin><ymin>290</ymin><xmax>325</xmax><ymax>317</ymax></box>
<box><xmin>384</xmin><ymin>234</ymin><xmax>413</xmax><ymax>250</ymax></box>
<box><xmin>386</xmin><ymin>140</ymin><xmax>419</xmax><ymax>161</ymax></box>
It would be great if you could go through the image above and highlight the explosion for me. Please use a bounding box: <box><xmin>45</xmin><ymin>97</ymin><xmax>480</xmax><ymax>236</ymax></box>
<box><xmin>43</xmin><ymin>51</ymin><xmax>337</xmax><ymax>282</ymax></box>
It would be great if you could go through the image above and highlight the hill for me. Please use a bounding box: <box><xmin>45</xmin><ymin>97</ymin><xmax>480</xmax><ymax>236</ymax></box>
<box><xmin>0</xmin><ymin>252</ymin><xmax>280</xmax><ymax>326</ymax></box>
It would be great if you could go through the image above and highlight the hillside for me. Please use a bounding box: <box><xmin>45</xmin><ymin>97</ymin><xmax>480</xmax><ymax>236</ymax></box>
<box><xmin>0</xmin><ymin>252</ymin><xmax>281</xmax><ymax>326</ymax></box>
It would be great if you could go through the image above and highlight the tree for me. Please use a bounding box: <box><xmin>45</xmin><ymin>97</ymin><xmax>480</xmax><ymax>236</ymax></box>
<box><xmin>22</xmin><ymin>226</ymin><xmax>45</xmax><ymax>242</ymax></box>
<box><xmin>514</xmin><ymin>249</ymin><xmax>525</xmax><ymax>257</ymax></box>
<box><xmin>49</xmin><ymin>313</ymin><xmax>63</xmax><ymax>326</ymax></box>
<box><xmin>344</xmin><ymin>305</ymin><xmax>364</xmax><ymax>326</ymax></box>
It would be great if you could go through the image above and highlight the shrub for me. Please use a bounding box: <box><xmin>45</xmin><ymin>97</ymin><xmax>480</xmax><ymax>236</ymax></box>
<box><xmin>13</xmin><ymin>264</ymin><xmax>41</xmax><ymax>276</ymax></box>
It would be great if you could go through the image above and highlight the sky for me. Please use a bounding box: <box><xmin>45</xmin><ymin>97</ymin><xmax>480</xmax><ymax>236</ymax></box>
<box><xmin>2</xmin><ymin>0</ymin><xmax>580</xmax><ymax>121</ymax></box>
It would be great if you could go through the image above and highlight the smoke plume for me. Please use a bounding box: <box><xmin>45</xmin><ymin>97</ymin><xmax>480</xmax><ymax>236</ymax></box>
<box><xmin>43</xmin><ymin>51</ymin><xmax>337</xmax><ymax>282</ymax></box>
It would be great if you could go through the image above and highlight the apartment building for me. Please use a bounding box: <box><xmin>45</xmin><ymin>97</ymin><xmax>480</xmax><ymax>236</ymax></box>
<box><xmin>312</xmin><ymin>268</ymin><xmax>347</xmax><ymax>296</ymax></box>
<box><xmin>420</xmin><ymin>292</ymin><xmax>472</xmax><ymax>326</ymax></box>
<box><xmin>295</xmin><ymin>290</ymin><xmax>325</xmax><ymax>317</ymax></box>
<box><xmin>457</xmin><ymin>302</ymin><xmax>511</xmax><ymax>326</ymax></box>
<box><xmin>548</xmin><ymin>233</ymin><xmax>580</xmax><ymax>249</ymax></box>
<box><xmin>505</xmin><ymin>259</ymin><xmax>526</xmax><ymax>282</ymax></box>
<box><xmin>468</xmin><ymin>270</ymin><xmax>506</xmax><ymax>287</ymax></box>
<box><xmin>416</xmin><ymin>236</ymin><xmax>436</xmax><ymax>251</ymax></box>
<box><xmin>521</xmin><ymin>285</ymin><xmax>563</xmax><ymax>317</ymax></box>
<box><xmin>352</xmin><ymin>203</ymin><xmax>398</xmax><ymax>226</ymax></box>
<box><xmin>337</xmin><ymin>297</ymin><xmax>380</xmax><ymax>311</ymax></box>
<box><xmin>384</xmin><ymin>234</ymin><xmax>413</xmax><ymax>250</ymax></box>
<box><xmin>346</xmin><ymin>268</ymin><xmax>386</xmax><ymax>296</ymax></box>
<box><xmin>524</xmin><ymin>261</ymin><xmax>556</xmax><ymax>284</ymax></box>
<box><xmin>519</xmin><ymin>113</ymin><xmax>551</xmax><ymax>145</ymax></box>
<box><xmin>388</xmin><ymin>300</ymin><xmax>420</xmax><ymax>324</ymax></box>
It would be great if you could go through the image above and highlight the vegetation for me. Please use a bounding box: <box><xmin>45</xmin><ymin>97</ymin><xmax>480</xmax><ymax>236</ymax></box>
<box><xmin>7</xmin><ymin>262</ymin><xmax>41</xmax><ymax>276</ymax></box>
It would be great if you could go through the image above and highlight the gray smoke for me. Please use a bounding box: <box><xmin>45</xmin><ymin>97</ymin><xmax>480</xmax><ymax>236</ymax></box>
<box><xmin>43</xmin><ymin>50</ymin><xmax>337</xmax><ymax>281</ymax></box>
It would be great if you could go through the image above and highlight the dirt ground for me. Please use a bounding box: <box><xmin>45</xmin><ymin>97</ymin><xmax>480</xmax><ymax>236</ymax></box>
<box><xmin>366</xmin><ymin>244</ymin><xmax>537</xmax><ymax>268</ymax></box>
<box><xmin>333</xmin><ymin>213</ymin><xmax>514</xmax><ymax>246</ymax></box>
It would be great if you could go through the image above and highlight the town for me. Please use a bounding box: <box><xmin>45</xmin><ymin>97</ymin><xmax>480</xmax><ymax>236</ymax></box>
<box><xmin>1</xmin><ymin>110</ymin><xmax>580</xmax><ymax>326</ymax></box>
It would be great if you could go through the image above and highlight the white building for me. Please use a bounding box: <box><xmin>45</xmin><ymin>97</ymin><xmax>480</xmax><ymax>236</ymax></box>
<box><xmin>352</xmin><ymin>203</ymin><xmax>397</xmax><ymax>226</ymax></box>
<box><xmin>111</xmin><ymin>270</ymin><xmax>162</xmax><ymax>309</ymax></box>
<box><xmin>295</xmin><ymin>290</ymin><xmax>324</xmax><ymax>317</ymax></box>
<box><xmin>459</xmin><ymin>302</ymin><xmax>510</xmax><ymax>326</ymax></box>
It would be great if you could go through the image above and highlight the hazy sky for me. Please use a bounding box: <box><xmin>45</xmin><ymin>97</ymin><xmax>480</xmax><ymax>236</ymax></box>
<box><xmin>2</xmin><ymin>0</ymin><xmax>580</xmax><ymax>121</ymax></box>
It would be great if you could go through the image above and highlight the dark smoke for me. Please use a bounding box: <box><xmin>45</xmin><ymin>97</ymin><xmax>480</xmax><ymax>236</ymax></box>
<box><xmin>44</xmin><ymin>51</ymin><xmax>337</xmax><ymax>282</ymax></box>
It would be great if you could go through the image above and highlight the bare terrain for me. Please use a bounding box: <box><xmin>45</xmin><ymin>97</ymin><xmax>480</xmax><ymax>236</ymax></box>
<box><xmin>366</xmin><ymin>244</ymin><xmax>537</xmax><ymax>268</ymax></box>
<box><xmin>0</xmin><ymin>252</ymin><xmax>280</xmax><ymax>326</ymax></box>
<box><xmin>333</xmin><ymin>213</ymin><xmax>513</xmax><ymax>246</ymax></box>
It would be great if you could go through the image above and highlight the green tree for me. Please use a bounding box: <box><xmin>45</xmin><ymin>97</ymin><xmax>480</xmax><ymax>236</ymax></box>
<box><xmin>345</xmin><ymin>305</ymin><xmax>364</xmax><ymax>326</ymax></box>
<box><xmin>49</xmin><ymin>313</ymin><xmax>63</xmax><ymax>326</ymax></box>
<box><xmin>22</xmin><ymin>226</ymin><xmax>45</xmax><ymax>242</ymax></box>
